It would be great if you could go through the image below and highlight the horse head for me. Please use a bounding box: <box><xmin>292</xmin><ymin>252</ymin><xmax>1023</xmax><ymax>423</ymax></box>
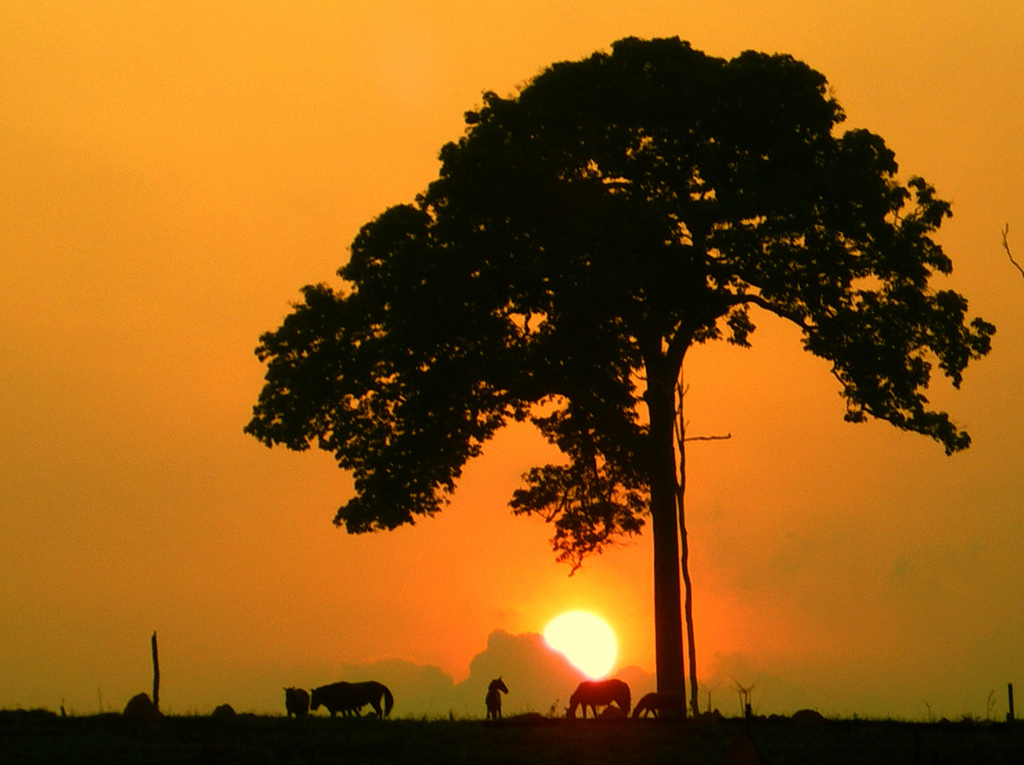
<box><xmin>567</xmin><ymin>690</ymin><xmax>581</xmax><ymax>719</ymax></box>
<box><xmin>614</xmin><ymin>679</ymin><xmax>632</xmax><ymax>716</ymax></box>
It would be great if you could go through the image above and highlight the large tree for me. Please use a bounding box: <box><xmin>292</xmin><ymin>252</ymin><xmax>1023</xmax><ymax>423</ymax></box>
<box><xmin>246</xmin><ymin>38</ymin><xmax>994</xmax><ymax>708</ymax></box>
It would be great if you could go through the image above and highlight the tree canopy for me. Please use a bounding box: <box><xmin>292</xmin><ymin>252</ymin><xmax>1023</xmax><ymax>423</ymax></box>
<box><xmin>246</xmin><ymin>37</ymin><xmax>994</xmax><ymax>697</ymax></box>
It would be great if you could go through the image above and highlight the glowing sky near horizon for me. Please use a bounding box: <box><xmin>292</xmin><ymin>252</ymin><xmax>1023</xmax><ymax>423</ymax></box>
<box><xmin>2</xmin><ymin>1</ymin><xmax>1023</xmax><ymax>719</ymax></box>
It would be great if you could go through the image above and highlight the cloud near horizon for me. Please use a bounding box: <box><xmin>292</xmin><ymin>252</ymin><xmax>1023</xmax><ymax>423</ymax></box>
<box><xmin>294</xmin><ymin>633</ymin><xmax>832</xmax><ymax>720</ymax></box>
<box><xmin>205</xmin><ymin>638</ymin><xmax>932</xmax><ymax>719</ymax></box>
<box><xmin>327</xmin><ymin>630</ymin><xmax>657</xmax><ymax>719</ymax></box>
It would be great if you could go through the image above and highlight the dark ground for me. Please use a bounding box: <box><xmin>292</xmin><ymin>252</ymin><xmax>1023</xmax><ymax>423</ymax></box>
<box><xmin>3</xmin><ymin>710</ymin><xmax>1024</xmax><ymax>765</ymax></box>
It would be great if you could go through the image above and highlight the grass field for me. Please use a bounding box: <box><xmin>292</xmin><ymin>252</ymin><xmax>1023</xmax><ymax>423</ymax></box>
<box><xmin>3</xmin><ymin>709</ymin><xmax>1023</xmax><ymax>764</ymax></box>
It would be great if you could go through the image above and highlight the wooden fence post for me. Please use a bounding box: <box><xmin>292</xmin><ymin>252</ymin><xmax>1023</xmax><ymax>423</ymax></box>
<box><xmin>151</xmin><ymin>631</ymin><xmax>160</xmax><ymax>712</ymax></box>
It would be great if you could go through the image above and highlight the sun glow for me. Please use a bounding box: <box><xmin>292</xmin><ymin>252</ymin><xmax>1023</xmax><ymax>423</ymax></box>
<box><xmin>543</xmin><ymin>610</ymin><xmax>618</xmax><ymax>678</ymax></box>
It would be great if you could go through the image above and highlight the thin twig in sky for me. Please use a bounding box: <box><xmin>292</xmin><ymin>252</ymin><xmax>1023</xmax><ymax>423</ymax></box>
<box><xmin>1002</xmin><ymin>224</ymin><xmax>1024</xmax><ymax>279</ymax></box>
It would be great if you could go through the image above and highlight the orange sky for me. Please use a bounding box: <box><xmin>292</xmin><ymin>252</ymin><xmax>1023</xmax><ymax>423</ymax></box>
<box><xmin>2</xmin><ymin>1</ymin><xmax>1023</xmax><ymax>719</ymax></box>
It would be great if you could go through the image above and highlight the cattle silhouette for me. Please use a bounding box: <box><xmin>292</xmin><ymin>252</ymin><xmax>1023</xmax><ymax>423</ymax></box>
<box><xmin>284</xmin><ymin>687</ymin><xmax>310</xmax><ymax>717</ymax></box>
<box><xmin>310</xmin><ymin>680</ymin><xmax>394</xmax><ymax>718</ymax></box>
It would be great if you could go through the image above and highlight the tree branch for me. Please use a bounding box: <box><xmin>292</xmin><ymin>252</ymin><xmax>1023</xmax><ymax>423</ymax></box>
<box><xmin>1002</xmin><ymin>224</ymin><xmax>1024</xmax><ymax>279</ymax></box>
<box><xmin>738</xmin><ymin>293</ymin><xmax>814</xmax><ymax>332</ymax></box>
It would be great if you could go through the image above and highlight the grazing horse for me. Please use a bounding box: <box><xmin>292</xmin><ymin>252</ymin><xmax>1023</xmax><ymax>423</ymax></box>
<box><xmin>567</xmin><ymin>679</ymin><xmax>631</xmax><ymax>718</ymax></box>
<box><xmin>632</xmin><ymin>691</ymin><xmax>684</xmax><ymax>718</ymax></box>
<box><xmin>485</xmin><ymin>677</ymin><xmax>509</xmax><ymax>720</ymax></box>
<box><xmin>284</xmin><ymin>687</ymin><xmax>310</xmax><ymax>717</ymax></box>
<box><xmin>310</xmin><ymin>680</ymin><xmax>394</xmax><ymax>718</ymax></box>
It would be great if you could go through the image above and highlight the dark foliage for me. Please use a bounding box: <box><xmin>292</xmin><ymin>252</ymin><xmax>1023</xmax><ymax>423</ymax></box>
<box><xmin>246</xmin><ymin>37</ymin><xmax>992</xmax><ymax>566</ymax></box>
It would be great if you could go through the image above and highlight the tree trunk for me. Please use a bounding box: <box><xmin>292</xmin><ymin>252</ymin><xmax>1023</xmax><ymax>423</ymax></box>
<box><xmin>645</xmin><ymin>373</ymin><xmax>686</xmax><ymax>698</ymax></box>
<box><xmin>677</xmin><ymin>433</ymin><xmax>699</xmax><ymax>717</ymax></box>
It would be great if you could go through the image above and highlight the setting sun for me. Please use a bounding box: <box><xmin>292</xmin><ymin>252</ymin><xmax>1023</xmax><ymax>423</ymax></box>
<box><xmin>543</xmin><ymin>611</ymin><xmax>618</xmax><ymax>679</ymax></box>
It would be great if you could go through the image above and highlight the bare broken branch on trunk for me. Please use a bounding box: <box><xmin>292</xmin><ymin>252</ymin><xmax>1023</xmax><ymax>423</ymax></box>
<box><xmin>1002</xmin><ymin>224</ymin><xmax>1024</xmax><ymax>279</ymax></box>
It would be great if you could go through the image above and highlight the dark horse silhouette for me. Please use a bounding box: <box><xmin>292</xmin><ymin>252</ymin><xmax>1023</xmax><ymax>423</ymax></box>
<box><xmin>485</xmin><ymin>677</ymin><xmax>508</xmax><ymax>720</ymax></box>
<box><xmin>568</xmin><ymin>679</ymin><xmax>631</xmax><ymax>718</ymax></box>
<box><xmin>632</xmin><ymin>691</ymin><xmax>684</xmax><ymax>718</ymax></box>
<box><xmin>310</xmin><ymin>680</ymin><xmax>394</xmax><ymax>718</ymax></box>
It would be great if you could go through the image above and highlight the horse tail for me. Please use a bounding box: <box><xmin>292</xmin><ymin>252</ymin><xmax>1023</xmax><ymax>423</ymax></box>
<box><xmin>382</xmin><ymin>685</ymin><xmax>394</xmax><ymax>717</ymax></box>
